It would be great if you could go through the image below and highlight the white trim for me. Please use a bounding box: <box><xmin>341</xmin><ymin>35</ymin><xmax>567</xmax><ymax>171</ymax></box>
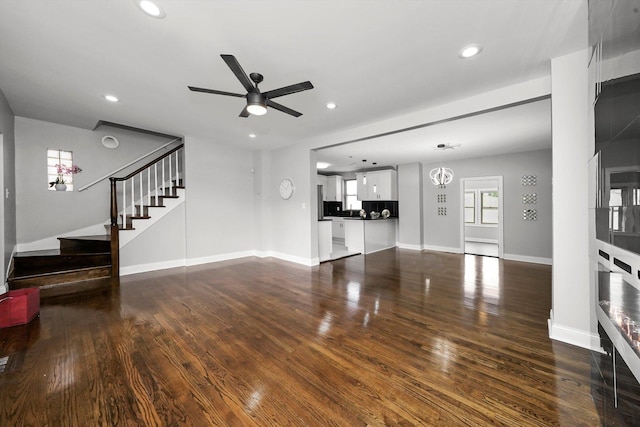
<box><xmin>460</xmin><ymin>176</ymin><xmax>504</xmax><ymax>259</ymax></box>
<box><xmin>464</xmin><ymin>237</ymin><xmax>499</xmax><ymax>244</ymax></box>
<box><xmin>186</xmin><ymin>250</ymin><xmax>258</xmax><ymax>267</ymax></box>
<box><xmin>503</xmin><ymin>253</ymin><xmax>552</xmax><ymax>265</ymax></box>
<box><xmin>548</xmin><ymin>316</ymin><xmax>601</xmax><ymax>351</ymax></box>
<box><xmin>396</xmin><ymin>242</ymin><xmax>423</xmax><ymax>251</ymax></box>
<box><xmin>120</xmin><ymin>258</ymin><xmax>186</xmax><ymax>276</ymax></box>
<box><xmin>422</xmin><ymin>244</ymin><xmax>462</xmax><ymax>254</ymax></box>
<box><xmin>267</xmin><ymin>251</ymin><xmax>317</xmax><ymax>266</ymax></box>
<box><xmin>595</xmin><ymin>239</ymin><xmax>640</xmax><ymax>292</ymax></box>
<box><xmin>188</xmin><ymin>250</ymin><xmax>317</xmax><ymax>267</ymax></box>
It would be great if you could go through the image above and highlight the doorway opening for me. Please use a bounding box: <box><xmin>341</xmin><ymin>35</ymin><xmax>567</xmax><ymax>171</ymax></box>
<box><xmin>460</xmin><ymin>176</ymin><xmax>504</xmax><ymax>258</ymax></box>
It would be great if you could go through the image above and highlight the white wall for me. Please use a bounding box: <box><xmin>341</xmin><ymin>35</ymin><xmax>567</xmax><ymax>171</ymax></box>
<box><xmin>183</xmin><ymin>134</ymin><xmax>256</xmax><ymax>265</ymax></box>
<box><xmin>549</xmin><ymin>47</ymin><xmax>595</xmax><ymax>349</ymax></box>
<box><xmin>14</xmin><ymin>117</ymin><xmax>173</xmax><ymax>248</ymax></box>
<box><xmin>422</xmin><ymin>149</ymin><xmax>552</xmax><ymax>263</ymax></box>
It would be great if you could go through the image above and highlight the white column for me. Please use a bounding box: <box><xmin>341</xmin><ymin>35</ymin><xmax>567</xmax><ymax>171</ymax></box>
<box><xmin>549</xmin><ymin>46</ymin><xmax>597</xmax><ymax>349</ymax></box>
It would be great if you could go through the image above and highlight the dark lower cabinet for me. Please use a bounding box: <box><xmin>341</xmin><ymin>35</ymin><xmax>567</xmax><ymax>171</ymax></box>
<box><xmin>591</xmin><ymin>324</ymin><xmax>640</xmax><ymax>426</ymax></box>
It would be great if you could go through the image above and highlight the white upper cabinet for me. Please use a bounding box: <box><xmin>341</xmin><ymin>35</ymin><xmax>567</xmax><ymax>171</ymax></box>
<box><xmin>325</xmin><ymin>175</ymin><xmax>343</xmax><ymax>202</ymax></box>
<box><xmin>356</xmin><ymin>170</ymin><xmax>397</xmax><ymax>201</ymax></box>
<box><xmin>317</xmin><ymin>175</ymin><xmax>328</xmax><ymax>201</ymax></box>
<box><xmin>318</xmin><ymin>175</ymin><xmax>343</xmax><ymax>202</ymax></box>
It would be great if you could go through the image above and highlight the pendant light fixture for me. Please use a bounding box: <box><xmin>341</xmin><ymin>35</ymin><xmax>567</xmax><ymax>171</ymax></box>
<box><xmin>430</xmin><ymin>143</ymin><xmax>455</xmax><ymax>187</ymax></box>
<box><xmin>429</xmin><ymin>167</ymin><xmax>454</xmax><ymax>188</ymax></box>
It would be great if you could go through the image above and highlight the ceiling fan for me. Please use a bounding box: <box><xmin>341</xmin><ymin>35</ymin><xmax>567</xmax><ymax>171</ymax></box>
<box><xmin>188</xmin><ymin>54</ymin><xmax>314</xmax><ymax>118</ymax></box>
<box><xmin>433</xmin><ymin>143</ymin><xmax>461</xmax><ymax>150</ymax></box>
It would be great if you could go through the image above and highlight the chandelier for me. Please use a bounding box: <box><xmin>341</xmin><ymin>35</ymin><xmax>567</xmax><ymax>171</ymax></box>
<box><xmin>429</xmin><ymin>167</ymin><xmax>454</xmax><ymax>188</ymax></box>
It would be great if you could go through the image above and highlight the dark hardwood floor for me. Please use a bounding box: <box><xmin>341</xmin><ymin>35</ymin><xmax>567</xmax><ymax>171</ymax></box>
<box><xmin>0</xmin><ymin>249</ymin><xmax>600</xmax><ymax>426</ymax></box>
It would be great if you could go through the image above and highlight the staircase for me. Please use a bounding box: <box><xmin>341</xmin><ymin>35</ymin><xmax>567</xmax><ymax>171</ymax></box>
<box><xmin>7</xmin><ymin>143</ymin><xmax>184</xmax><ymax>300</ymax></box>
<box><xmin>8</xmin><ymin>236</ymin><xmax>113</xmax><ymax>299</ymax></box>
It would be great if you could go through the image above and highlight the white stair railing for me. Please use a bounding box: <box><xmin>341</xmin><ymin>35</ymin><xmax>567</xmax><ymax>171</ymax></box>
<box><xmin>110</xmin><ymin>144</ymin><xmax>184</xmax><ymax>230</ymax></box>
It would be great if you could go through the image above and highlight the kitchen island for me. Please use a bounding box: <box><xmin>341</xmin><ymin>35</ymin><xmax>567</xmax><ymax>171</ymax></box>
<box><xmin>344</xmin><ymin>218</ymin><xmax>397</xmax><ymax>255</ymax></box>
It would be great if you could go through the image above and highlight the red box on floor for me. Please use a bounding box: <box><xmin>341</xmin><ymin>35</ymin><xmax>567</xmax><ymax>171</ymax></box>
<box><xmin>0</xmin><ymin>288</ymin><xmax>40</xmax><ymax>328</ymax></box>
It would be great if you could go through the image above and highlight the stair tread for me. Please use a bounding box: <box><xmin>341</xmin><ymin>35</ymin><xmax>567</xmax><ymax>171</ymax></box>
<box><xmin>14</xmin><ymin>249</ymin><xmax>110</xmax><ymax>258</ymax></box>
<box><xmin>58</xmin><ymin>235</ymin><xmax>111</xmax><ymax>242</ymax></box>
<box><xmin>9</xmin><ymin>264</ymin><xmax>111</xmax><ymax>281</ymax></box>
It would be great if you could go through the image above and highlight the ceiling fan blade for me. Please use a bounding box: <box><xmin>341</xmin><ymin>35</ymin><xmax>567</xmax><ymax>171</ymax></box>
<box><xmin>188</xmin><ymin>86</ymin><xmax>245</xmax><ymax>98</ymax></box>
<box><xmin>220</xmin><ymin>54</ymin><xmax>255</xmax><ymax>93</ymax></box>
<box><xmin>262</xmin><ymin>81</ymin><xmax>314</xmax><ymax>100</ymax></box>
<box><xmin>267</xmin><ymin>100</ymin><xmax>302</xmax><ymax>117</ymax></box>
<box><xmin>239</xmin><ymin>106</ymin><xmax>250</xmax><ymax>118</ymax></box>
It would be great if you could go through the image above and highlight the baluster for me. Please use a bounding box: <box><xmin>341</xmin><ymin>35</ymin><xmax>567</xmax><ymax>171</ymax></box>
<box><xmin>175</xmin><ymin>149</ymin><xmax>180</xmax><ymax>186</ymax></box>
<box><xmin>139</xmin><ymin>172</ymin><xmax>143</xmax><ymax>216</ymax></box>
<box><xmin>162</xmin><ymin>158</ymin><xmax>165</xmax><ymax>195</ymax></box>
<box><xmin>154</xmin><ymin>163</ymin><xmax>159</xmax><ymax>205</ymax></box>
<box><xmin>168</xmin><ymin>153</ymin><xmax>173</xmax><ymax>195</ymax></box>
<box><xmin>147</xmin><ymin>167</ymin><xmax>151</xmax><ymax>206</ymax></box>
<box><xmin>122</xmin><ymin>180</ymin><xmax>126</xmax><ymax>229</ymax></box>
<box><xmin>130</xmin><ymin>178</ymin><xmax>135</xmax><ymax>219</ymax></box>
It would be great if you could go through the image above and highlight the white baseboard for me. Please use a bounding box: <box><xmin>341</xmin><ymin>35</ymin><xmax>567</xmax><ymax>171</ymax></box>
<box><xmin>503</xmin><ymin>253</ymin><xmax>552</xmax><ymax>265</ymax></box>
<box><xmin>186</xmin><ymin>250</ymin><xmax>257</xmax><ymax>267</ymax></box>
<box><xmin>396</xmin><ymin>243</ymin><xmax>423</xmax><ymax>251</ymax></box>
<box><xmin>422</xmin><ymin>244</ymin><xmax>463</xmax><ymax>254</ymax></box>
<box><xmin>548</xmin><ymin>316</ymin><xmax>601</xmax><ymax>351</ymax></box>
<box><xmin>464</xmin><ymin>238</ymin><xmax>499</xmax><ymax>244</ymax></box>
<box><xmin>120</xmin><ymin>258</ymin><xmax>186</xmax><ymax>276</ymax></box>
<box><xmin>265</xmin><ymin>251</ymin><xmax>316</xmax><ymax>266</ymax></box>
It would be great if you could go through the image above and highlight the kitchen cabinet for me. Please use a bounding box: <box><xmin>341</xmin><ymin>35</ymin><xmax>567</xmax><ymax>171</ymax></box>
<box><xmin>356</xmin><ymin>170</ymin><xmax>397</xmax><ymax>201</ymax></box>
<box><xmin>324</xmin><ymin>175</ymin><xmax>343</xmax><ymax>202</ymax></box>
<box><xmin>317</xmin><ymin>175</ymin><xmax>328</xmax><ymax>201</ymax></box>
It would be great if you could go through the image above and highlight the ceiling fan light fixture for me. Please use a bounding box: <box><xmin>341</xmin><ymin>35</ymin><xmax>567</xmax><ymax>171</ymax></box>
<box><xmin>246</xmin><ymin>92</ymin><xmax>267</xmax><ymax>116</ymax></box>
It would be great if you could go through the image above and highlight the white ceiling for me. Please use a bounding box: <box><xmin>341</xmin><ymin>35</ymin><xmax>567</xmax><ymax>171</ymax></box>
<box><xmin>316</xmin><ymin>97</ymin><xmax>552</xmax><ymax>173</ymax></box>
<box><xmin>0</xmin><ymin>1</ymin><xmax>586</xmax><ymax>166</ymax></box>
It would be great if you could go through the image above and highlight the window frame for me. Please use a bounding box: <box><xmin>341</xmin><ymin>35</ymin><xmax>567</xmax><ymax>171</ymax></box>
<box><xmin>464</xmin><ymin>188</ymin><xmax>499</xmax><ymax>227</ymax></box>
<box><xmin>47</xmin><ymin>148</ymin><xmax>74</xmax><ymax>191</ymax></box>
<box><xmin>344</xmin><ymin>179</ymin><xmax>361</xmax><ymax>211</ymax></box>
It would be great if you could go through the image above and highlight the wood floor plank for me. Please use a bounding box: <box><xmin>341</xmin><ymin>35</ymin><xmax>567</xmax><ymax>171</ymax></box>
<box><xmin>0</xmin><ymin>249</ymin><xmax>600</xmax><ymax>426</ymax></box>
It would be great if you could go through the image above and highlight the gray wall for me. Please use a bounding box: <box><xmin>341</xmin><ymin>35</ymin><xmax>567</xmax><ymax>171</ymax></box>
<box><xmin>14</xmin><ymin>117</ymin><xmax>172</xmax><ymax>246</ymax></box>
<box><xmin>183</xmin><ymin>134</ymin><xmax>256</xmax><ymax>262</ymax></box>
<box><xmin>423</xmin><ymin>149</ymin><xmax>552</xmax><ymax>261</ymax></box>
<box><xmin>397</xmin><ymin>163</ymin><xmax>423</xmax><ymax>248</ymax></box>
<box><xmin>120</xmin><ymin>203</ymin><xmax>186</xmax><ymax>271</ymax></box>
<box><xmin>0</xmin><ymin>89</ymin><xmax>16</xmax><ymax>289</ymax></box>
<box><xmin>261</xmin><ymin>143</ymin><xmax>315</xmax><ymax>263</ymax></box>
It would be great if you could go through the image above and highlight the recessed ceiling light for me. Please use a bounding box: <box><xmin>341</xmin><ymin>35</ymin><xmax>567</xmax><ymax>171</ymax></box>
<box><xmin>249</xmin><ymin>133</ymin><xmax>256</xmax><ymax>138</ymax></box>
<box><xmin>317</xmin><ymin>162</ymin><xmax>330</xmax><ymax>169</ymax></box>
<box><xmin>459</xmin><ymin>44</ymin><xmax>482</xmax><ymax>58</ymax></box>
<box><xmin>326</xmin><ymin>102</ymin><xmax>337</xmax><ymax>109</ymax></box>
<box><xmin>104</xmin><ymin>94</ymin><xmax>119</xmax><ymax>102</ymax></box>
<box><xmin>136</xmin><ymin>0</ymin><xmax>166</xmax><ymax>18</ymax></box>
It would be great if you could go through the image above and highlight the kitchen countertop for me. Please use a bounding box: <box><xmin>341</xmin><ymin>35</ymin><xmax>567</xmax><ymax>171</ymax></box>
<box><xmin>321</xmin><ymin>216</ymin><xmax>398</xmax><ymax>221</ymax></box>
